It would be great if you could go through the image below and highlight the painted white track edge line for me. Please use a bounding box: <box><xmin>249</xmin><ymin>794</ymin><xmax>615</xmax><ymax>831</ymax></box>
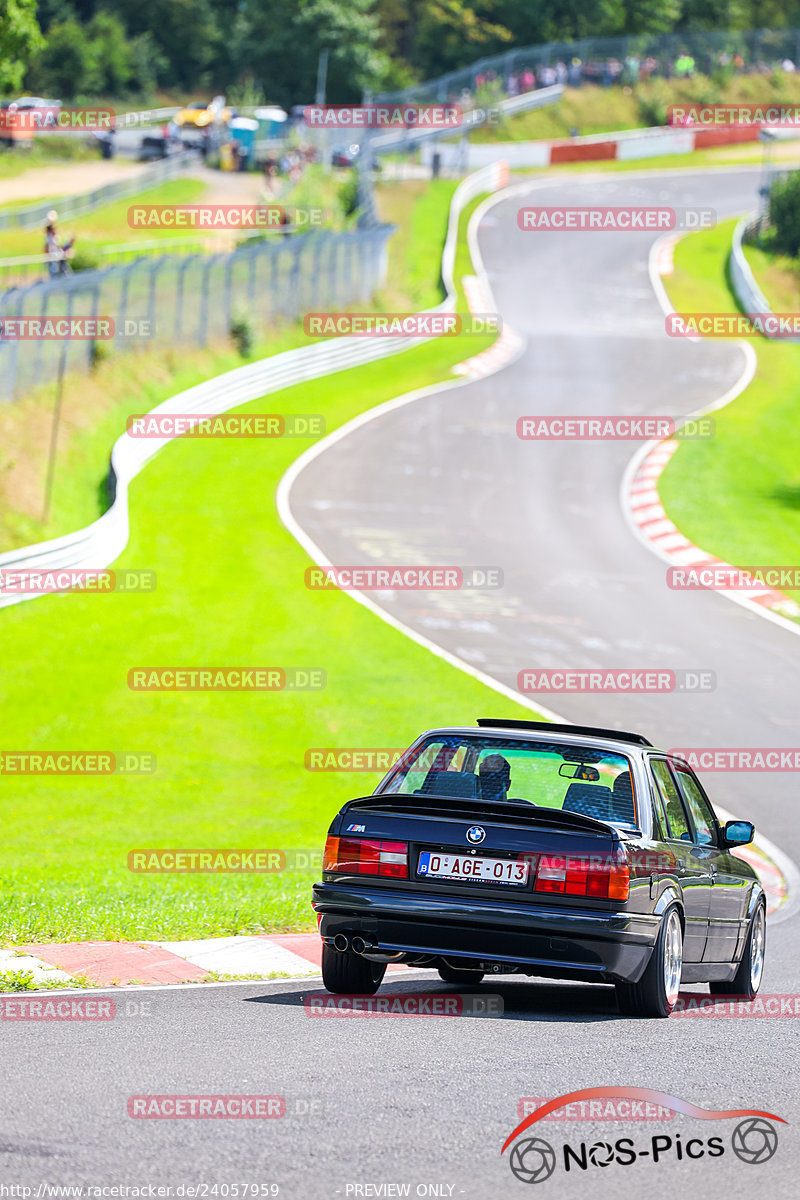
<box><xmin>277</xmin><ymin>174</ymin><xmax>570</xmax><ymax>726</ymax></box>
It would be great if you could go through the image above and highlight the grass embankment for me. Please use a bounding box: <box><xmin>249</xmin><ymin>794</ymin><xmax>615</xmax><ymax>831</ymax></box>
<box><xmin>0</xmin><ymin>178</ymin><xmax>455</xmax><ymax>552</ymax></box>
<box><xmin>658</xmin><ymin>218</ymin><xmax>800</xmax><ymax>613</ymax></box>
<box><xmin>0</xmin><ymin>179</ymin><xmax>545</xmax><ymax>946</ymax></box>
<box><xmin>0</xmin><ymin>178</ymin><xmax>208</xmax><ymax>258</ymax></box>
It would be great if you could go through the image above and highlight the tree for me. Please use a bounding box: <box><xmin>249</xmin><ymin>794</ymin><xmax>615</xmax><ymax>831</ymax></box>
<box><xmin>0</xmin><ymin>0</ymin><xmax>43</xmax><ymax>93</ymax></box>
<box><xmin>27</xmin><ymin>18</ymin><xmax>98</xmax><ymax>98</ymax></box>
<box><xmin>230</xmin><ymin>0</ymin><xmax>387</xmax><ymax>106</ymax></box>
<box><xmin>88</xmin><ymin>11</ymin><xmax>133</xmax><ymax>96</ymax></box>
<box><xmin>769</xmin><ymin>169</ymin><xmax>800</xmax><ymax>257</ymax></box>
<box><xmin>106</xmin><ymin>0</ymin><xmax>221</xmax><ymax>90</ymax></box>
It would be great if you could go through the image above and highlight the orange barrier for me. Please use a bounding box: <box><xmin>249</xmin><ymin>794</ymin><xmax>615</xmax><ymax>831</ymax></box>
<box><xmin>692</xmin><ymin>125</ymin><xmax>761</xmax><ymax>148</ymax></box>
<box><xmin>550</xmin><ymin>141</ymin><xmax>618</xmax><ymax>163</ymax></box>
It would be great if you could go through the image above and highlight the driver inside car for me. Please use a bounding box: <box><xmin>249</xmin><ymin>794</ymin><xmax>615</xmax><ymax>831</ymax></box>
<box><xmin>478</xmin><ymin>753</ymin><xmax>531</xmax><ymax>804</ymax></box>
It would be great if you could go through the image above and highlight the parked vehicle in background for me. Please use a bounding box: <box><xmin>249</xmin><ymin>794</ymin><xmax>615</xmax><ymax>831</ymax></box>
<box><xmin>174</xmin><ymin>96</ymin><xmax>234</xmax><ymax>130</ymax></box>
<box><xmin>8</xmin><ymin>96</ymin><xmax>62</xmax><ymax>112</ymax></box>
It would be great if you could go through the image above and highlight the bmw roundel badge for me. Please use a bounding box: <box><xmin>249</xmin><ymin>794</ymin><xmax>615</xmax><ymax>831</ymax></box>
<box><xmin>466</xmin><ymin>825</ymin><xmax>486</xmax><ymax>844</ymax></box>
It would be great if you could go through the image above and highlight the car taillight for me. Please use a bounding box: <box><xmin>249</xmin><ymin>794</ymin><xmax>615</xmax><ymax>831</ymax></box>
<box><xmin>533</xmin><ymin>850</ymin><xmax>629</xmax><ymax>901</ymax></box>
<box><xmin>322</xmin><ymin>835</ymin><xmax>408</xmax><ymax>879</ymax></box>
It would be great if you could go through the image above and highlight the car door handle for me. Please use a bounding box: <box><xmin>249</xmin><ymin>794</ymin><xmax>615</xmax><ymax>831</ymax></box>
<box><xmin>675</xmin><ymin>863</ymin><xmax>686</xmax><ymax>875</ymax></box>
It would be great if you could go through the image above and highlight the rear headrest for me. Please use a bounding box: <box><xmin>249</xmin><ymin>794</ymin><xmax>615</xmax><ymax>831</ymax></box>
<box><xmin>611</xmin><ymin>770</ymin><xmax>635</xmax><ymax>821</ymax></box>
<box><xmin>419</xmin><ymin>770</ymin><xmax>477</xmax><ymax>799</ymax></box>
<box><xmin>562</xmin><ymin>783</ymin><xmax>613</xmax><ymax>820</ymax></box>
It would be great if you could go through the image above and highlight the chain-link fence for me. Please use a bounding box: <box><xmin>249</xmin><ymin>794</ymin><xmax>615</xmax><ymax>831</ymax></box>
<box><xmin>0</xmin><ymin>220</ymin><xmax>393</xmax><ymax>403</ymax></box>
<box><xmin>376</xmin><ymin>28</ymin><xmax>800</xmax><ymax>104</ymax></box>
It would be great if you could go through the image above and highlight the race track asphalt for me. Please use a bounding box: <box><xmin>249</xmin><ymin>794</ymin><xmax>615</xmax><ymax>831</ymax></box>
<box><xmin>4</xmin><ymin>165</ymin><xmax>799</xmax><ymax>1199</ymax></box>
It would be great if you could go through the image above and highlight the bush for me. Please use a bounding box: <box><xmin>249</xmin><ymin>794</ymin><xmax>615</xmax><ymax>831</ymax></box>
<box><xmin>69</xmin><ymin>243</ymin><xmax>102</xmax><ymax>272</ymax></box>
<box><xmin>769</xmin><ymin>171</ymin><xmax>800</xmax><ymax>258</ymax></box>
<box><xmin>230</xmin><ymin>311</ymin><xmax>254</xmax><ymax>357</ymax></box>
<box><xmin>90</xmin><ymin>340</ymin><xmax>111</xmax><ymax>370</ymax></box>
<box><xmin>338</xmin><ymin>175</ymin><xmax>360</xmax><ymax>219</ymax></box>
<box><xmin>635</xmin><ymin>81</ymin><xmax>671</xmax><ymax>127</ymax></box>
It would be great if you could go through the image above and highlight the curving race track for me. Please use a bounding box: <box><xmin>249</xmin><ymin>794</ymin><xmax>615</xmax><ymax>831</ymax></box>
<box><xmin>4</xmin><ymin>165</ymin><xmax>799</xmax><ymax>1198</ymax></box>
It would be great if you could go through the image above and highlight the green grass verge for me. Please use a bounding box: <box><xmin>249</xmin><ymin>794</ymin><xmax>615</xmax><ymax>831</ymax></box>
<box><xmin>0</xmin><ymin>178</ymin><xmax>455</xmax><ymax>554</ymax></box>
<box><xmin>659</xmin><ymin>218</ymin><xmax>800</xmax><ymax>613</ymax></box>
<box><xmin>742</xmin><ymin>234</ymin><xmax>800</xmax><ymax>312</ymax></box>
<box><xmin>0</xmin><ymin>185</ymin><xmax>545</xmax><ymax>946</ymax></box>
<box><xmin>0</xmin><ymin>178</ymin><xmax>208</xmax><ymax>258</ymax></box>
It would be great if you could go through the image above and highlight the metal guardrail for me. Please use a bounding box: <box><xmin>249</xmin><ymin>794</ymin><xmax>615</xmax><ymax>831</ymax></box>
<box><xmin>115</xmin><ymin>107</ymin><xmax>181</xmax><ymax>129</ymax></box>
<box><xmin>0</xmin><ymin>161</ymin><xmax>509</xmax><ymax>608</ymax></box>
<box><xmin>368</xmin><ymin>85</ymin><xmax>563</xmax><ymax>154</ymax></box>
<box><xmin>0</xmin><ymin>151</ymin><xmax>199</xmax><ymax>231</ymax></box>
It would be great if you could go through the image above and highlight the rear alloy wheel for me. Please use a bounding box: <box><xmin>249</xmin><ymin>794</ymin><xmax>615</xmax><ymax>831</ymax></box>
<box><xmin>437</xmin><ymin>964</ymin><xmax>485</xmax><ymax>986</ymax></box>
<box><xmin>616</xmin><ymin>906</ymin><xmax>683</xmax><ymax>1019</ymax></box>
<box><xmin>709</xmin><ymin>901</ymin><xmax>766</xmax><ymax>1001</ymax></box>
<box><xmin>321</xmin><ymin>942</ymin><xmax>386</xmax><ymax>995</ymax></box>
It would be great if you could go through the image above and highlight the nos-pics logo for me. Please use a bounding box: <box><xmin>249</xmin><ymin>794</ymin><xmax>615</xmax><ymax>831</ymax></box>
<box><xmin>502</xmin><ymin>1088</ymin><xmax>784</xmax><ymax>1183</ymax></box>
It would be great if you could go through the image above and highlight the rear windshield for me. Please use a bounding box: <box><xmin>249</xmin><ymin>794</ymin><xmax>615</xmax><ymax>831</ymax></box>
<box><xmin>378</xmin><ymin>735</ymin><xmax>637</xmax><ymax>828</ymax></box>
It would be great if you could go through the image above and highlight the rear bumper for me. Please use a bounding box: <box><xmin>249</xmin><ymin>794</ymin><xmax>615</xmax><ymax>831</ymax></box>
<box><xmin>312</xmin><ymin>881</ymin><xmax>660</xmax><ymax>984</ymax></box>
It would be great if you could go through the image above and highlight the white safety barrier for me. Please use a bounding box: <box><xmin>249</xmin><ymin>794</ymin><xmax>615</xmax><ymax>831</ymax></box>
<box><xmin>728</xmin><ymin>216</ymin><xmax>782</xmax><ymax>325</ymax></box>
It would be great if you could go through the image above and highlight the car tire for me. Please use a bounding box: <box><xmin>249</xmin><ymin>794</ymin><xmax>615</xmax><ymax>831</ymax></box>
<box><xmin>709</xmin><ymin>899</ymin><xmax>766</xmax><ymax>1001</ymax></box>
<box><xmin>321</xmin><ymin>942</ymin><xmax>386</xmax><ymax>995</ymax></box>
<box><xmin>437</xmin><ymin>965</ymin><xmax>485</xmax><ymax>986</ymax></box>
<box><xmin>615</xmin><ymin>905</ymin><xmax>683</xmax><ymax>1019</ymax></box>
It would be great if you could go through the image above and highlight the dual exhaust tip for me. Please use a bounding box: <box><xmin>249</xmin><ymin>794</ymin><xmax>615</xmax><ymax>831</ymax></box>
<box><xmin>333</xmin><ymin>932</ymin><xmax>375</xmax><ymax>955</ymax></box>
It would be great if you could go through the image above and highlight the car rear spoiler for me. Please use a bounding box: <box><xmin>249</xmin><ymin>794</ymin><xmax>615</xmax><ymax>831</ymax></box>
<box><xmin>342</xmin><ymin>793</ymin><xmax>620</xmax><ymax>836</ymax></box>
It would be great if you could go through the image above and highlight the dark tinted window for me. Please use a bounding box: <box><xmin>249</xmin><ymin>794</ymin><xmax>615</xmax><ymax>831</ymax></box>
<box><xmin>650</xmin><ymin>759</ymin><xmax>690</xmax><ymax>840</ymax></box>
<box><xmin>650</xmin><ymin>783</ymin><xmax>668</xmax><ymax>840</ymax></box>
<box><xmin>675</xmin><ymin>769</ymin><xmax>717</xmax><ymax>845</ymax></box>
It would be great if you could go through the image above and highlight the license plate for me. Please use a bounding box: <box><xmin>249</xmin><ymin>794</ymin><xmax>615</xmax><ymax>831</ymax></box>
<box><xmin>417</xmin><ymin>850</ymin><xmax>529</xmax><ymax>887</ymax></box>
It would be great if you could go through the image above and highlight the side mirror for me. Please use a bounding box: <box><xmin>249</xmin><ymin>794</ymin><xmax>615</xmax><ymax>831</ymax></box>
<box><xmin>723</xmin><ymin>819</ymin><xmax>755</xmax><ymax>848</ymax></box>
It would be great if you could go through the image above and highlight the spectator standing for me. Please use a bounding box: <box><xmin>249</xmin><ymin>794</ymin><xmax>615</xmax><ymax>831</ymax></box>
<box><xmin>44</xmin><ymin>211</ymin><xmax>74</xmax><ymax>277</ymax></box>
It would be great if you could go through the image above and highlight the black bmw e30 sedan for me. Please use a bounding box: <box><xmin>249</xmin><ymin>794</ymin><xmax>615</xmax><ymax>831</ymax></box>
<box><xmin>312</xmin><ymin>720</ymin><xmax>767</xmax><ymax>1018</ymax></box>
